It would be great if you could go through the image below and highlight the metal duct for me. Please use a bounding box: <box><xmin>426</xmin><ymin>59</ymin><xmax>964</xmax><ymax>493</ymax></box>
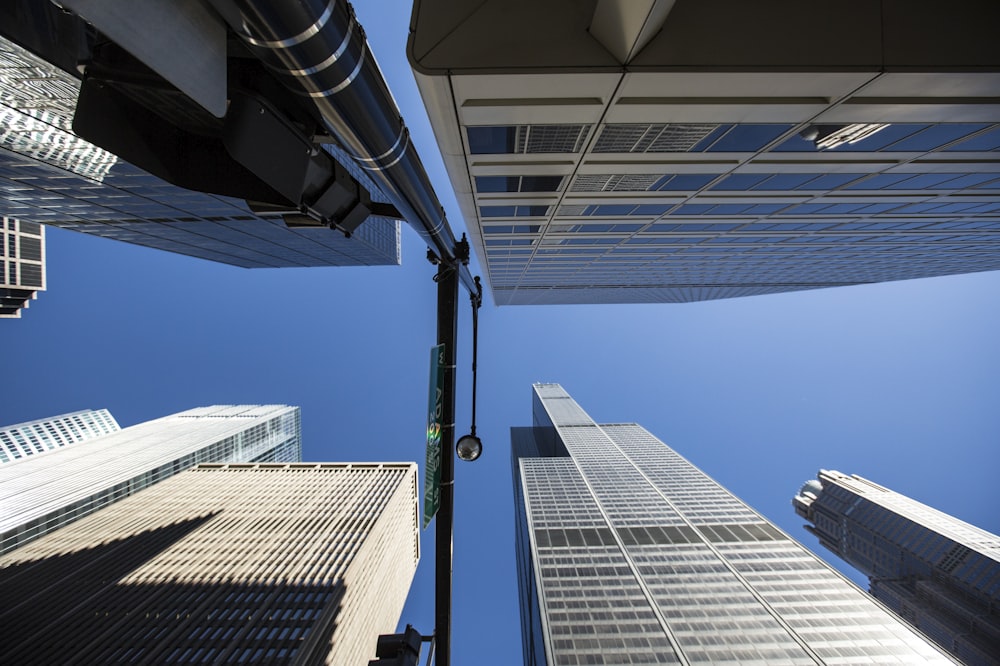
<box><xmin>223</xmin><ymin>0</ymin><xmax>476</xmax><ymax>291</ymax></box>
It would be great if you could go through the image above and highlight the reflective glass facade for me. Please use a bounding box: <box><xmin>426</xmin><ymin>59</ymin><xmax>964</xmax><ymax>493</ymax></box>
<box><xmin>0</xmin><ymin>37</ymin><xmax>400</xmax><ymax>268</ymax></box>
<box><xmin>411</xmin><ymin>1</ymin><xmax>1000</xmax><ymax>304</ymax></box>
<box><xmin>794</xmin><ymin>470</ymin><xmax>1000</xmax><ymax>665</ymax></box>
<box><xmin>0</xmin><ymin>405</ymin><xmax>301</xmax><ymax>555</ymax></box>
<box><xmin>513</xmin><ymin>384</ymin><xmax>952</xmax><ymax>664</ymax></box>
<box><xmin>0</xmin><ymin>408</ymin><xmax>120</xmax><ymax>463</ymax></box>
<box><xmin>0</xmin><ymin>462</ymin><xmax>419</xmax><ymax>665</ymax></box>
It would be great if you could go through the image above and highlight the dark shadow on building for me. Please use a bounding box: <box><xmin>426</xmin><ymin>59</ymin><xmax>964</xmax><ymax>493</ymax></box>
<box><xmin>0</xmin><ymin>516</ymin><xmax>347</xmax><ymax>664</ymax></box>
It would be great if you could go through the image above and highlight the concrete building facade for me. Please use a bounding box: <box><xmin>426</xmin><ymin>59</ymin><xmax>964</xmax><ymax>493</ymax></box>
<box><xmin>0</xmin><ymin>462</ymin><xmax>420</xmax><ymax>665</ymax></box>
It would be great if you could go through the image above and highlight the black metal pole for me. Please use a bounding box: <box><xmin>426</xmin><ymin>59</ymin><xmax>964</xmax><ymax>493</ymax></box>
<box><xmin>434</xmin><ymin>259</ymin><xmax>458</xmax><ymax>666</ymax></box>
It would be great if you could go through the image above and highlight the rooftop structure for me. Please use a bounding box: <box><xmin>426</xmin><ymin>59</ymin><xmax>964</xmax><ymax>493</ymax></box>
<box><xmin>0</xmin><ymin>408</ymin><xmax>120</xmax><ymax>464</ymax></box>
<box><xmin>0</xmin><ymin>216</ymin><xmax>44</xmax><ymax>317</ymax></box>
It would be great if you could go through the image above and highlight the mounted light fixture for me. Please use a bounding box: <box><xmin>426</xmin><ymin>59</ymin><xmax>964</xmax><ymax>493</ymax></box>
<box><xmin>457</xmin><ymin>276</ymin><xmax>485</xmax><ymax>463</ymax></box>
<box><xmin>456</xmin><ymin>434</ymin><xmax>483</xmax><ymax>462</ymax></box>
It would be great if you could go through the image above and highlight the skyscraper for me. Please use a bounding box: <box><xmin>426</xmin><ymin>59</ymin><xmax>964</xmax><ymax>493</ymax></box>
<box><xmin>513</xmin><ymin>383</ymin><xmax>952</xmax><ymax>664</ymax></box>
<box><xmin>0</xmin><ymin>407</ymin><xmax>120</xmax><ymax>463</ymax></box>
<box><xmin>0</xmin><ymin>404</ymin><xmax>301</xmax><ymax>555</ymax></box>
<box><xmin>410</xmin><ymin>0</ymin><xmax>1000</xmax><ymax>304</ymax></box>
<box><xmin>0</xmin><ymin>34</ymin><xmax>400</xmax><ymax>268</ymax></box>
<box><xmin>794</xmin><ymin>469</ymin><xmax>1000</xmax><ymax>665</ymax></box>
<box><xmin>0</xmin><ymin>461</ymin><xmax>420</xmax><ymax>665</ymax></box>
<box><xmin>1</xmin><ymin>216</ymin><xmax>44</xmax><ymax>317</ymax></box>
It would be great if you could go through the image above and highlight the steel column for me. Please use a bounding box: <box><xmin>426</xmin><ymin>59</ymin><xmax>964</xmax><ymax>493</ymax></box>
<box><xmin>433</xmin><ymin>258</ymin><xmax>458</xmax><ymax>666</ymax></box>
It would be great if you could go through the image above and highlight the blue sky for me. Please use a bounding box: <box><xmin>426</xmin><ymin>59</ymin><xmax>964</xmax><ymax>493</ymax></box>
<box><xmin>3</xmin><ymin>2</ymin><xmax>1000</xmax><ymax>664</ymax></box>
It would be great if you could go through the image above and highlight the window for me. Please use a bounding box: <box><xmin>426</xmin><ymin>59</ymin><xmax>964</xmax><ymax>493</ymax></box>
<box><xmin>483</xmin><ymin>225</ymin><xmax>541</xmax><ymax>234</ymax></box>
<box><xmin>705</xmin><ymin>124</ymin><xmax>793</xmax><ymax>152</ymax></box>
<box><xmin>845</xmin><ymin>173</ymin><xmax>914</xmax><ymax>190</ymax></box>
<box><xmin>711</xmin><ymin>174</ymin><xmax>771</xmax><ymax>191</ymax></box>
<box><xmin>943</xmin><ymin>125</ymin><xmax>1000</xmax><ymax>151</ymax></box>
<box><xmin>467</xmin><ymin>125</ymin><xmax>589</xmax><ymax>154</ymax></box>
<box><xmin>657</xmin><ymin>174</ymin><xmax>719</xmax><ymax>190</ymax></box>
<box><xmin>467</xmin><ymin>126</ymin><xmax>516</xmax><ymax>154</ymax></box>
<box><xmin>481</xmin><ymin>205</ymin><xmax>550</xmax><ymax>218</ymax></box>
<box><xmin>889</xmin><ymin>124</ymin><xmax>988</xmax><ymax>152</ymax></box>
<box><xmin>476</xmin><ymin>175</ymin><xmax>564</xmax><ymax>193</ymax></box>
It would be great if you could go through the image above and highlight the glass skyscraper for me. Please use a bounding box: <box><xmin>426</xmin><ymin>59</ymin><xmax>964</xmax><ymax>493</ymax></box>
<box><xmin>0</xmin><ymin>35</ymin><xmax>400</xmax><ymax>268</ymax></box>
<box><xmin>0</xmin><ymin>461</ymin><xmax>420</xmax><ymax>665</ymax></box>
<box><xmin>794</xmin><ymin>470</ymin><xmax>1000</xmax><ymax>665</ymax></box>
<box><xmin>513</xmin><ymin>383</ymin><xmax>951</xmax><ymax>664</ymax></box>
<box><xmin>410</xmin><ymin>1</ymin><xmax>1000</xmax><ymax>304</ymax></box>
<box><xmin>0</xmin><ymin>404</ymin><xmax>301</xmax><ymax>555</ymax></box>
<box><xmin>0</xmin><ymin>407</ymin><xmax>120</xmax><ymax>463</ymax></box>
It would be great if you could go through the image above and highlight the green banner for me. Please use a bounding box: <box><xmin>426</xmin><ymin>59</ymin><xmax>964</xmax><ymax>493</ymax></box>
<box><xmin>423</xmin><ymin>344</ymin><xmax>445</xmax><ymax>528</ymax></box>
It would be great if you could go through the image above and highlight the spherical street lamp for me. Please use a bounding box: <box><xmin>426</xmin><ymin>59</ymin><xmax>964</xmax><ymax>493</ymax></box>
<box><xmin>455</xmin><ymin>434</ymin><xmax>482</xmax><ymax>462</ymax></box>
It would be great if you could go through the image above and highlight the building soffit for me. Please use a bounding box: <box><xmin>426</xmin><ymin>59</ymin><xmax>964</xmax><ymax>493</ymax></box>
<box><xmin>588</xmin><ymin>0</ymin><xmax>676</xmax><ymax>65</ymax></box>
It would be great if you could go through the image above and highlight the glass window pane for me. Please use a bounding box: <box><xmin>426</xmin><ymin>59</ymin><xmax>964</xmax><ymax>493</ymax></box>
<box><xmin>834</xmin><ymin>124</ymin><xmax>928</xmax><ymax>151</ymax></box>
<box><xmin>658</xmin><ymin>174</ymin><xmax>718</xmax><ymax>190</ymax></box>
<box><xmin>845</xmin><ymin>173</ymin><xmax>914</xmax><ymax>190</ymax></box>
<box><xmin>772</xmin><ymin>124</ymin><xmax>927</xmax><ymax>152</ymax></box>
<box><xmin>670</xmin><ymin>204</ymin><xmax>714</xmax><ymax>215</ymax></box>
<box><xmin>744</xmin><ymin>203</ymin><xmax>786</xmax><ymax>215</ymax></box>
<box><xmin>928</xmin><ymin>173</ymin><xmax>998</xmax><ymax>189</ymax></box>
<box><xmin>19</xmin><ymin>237</ymin><xmax>42</xmax><ymax>261</ymax></box>
<box><xmin>754</xmin><ymin>173</ymin><xmax>821</xmax><ymax>190</ymax></box>
<box><xmin>690</xmin><ymin>125</ymin><xmax>733</xmax><ymax>151</ymax></box>
<box><xmin>797</xmin><ymin>173</ymin><xmax>865</xmax><ymax>189</ymax></box>
<box><xmin>884</xmin><ymin>173</ymin><xmax>967</xmax><ymax>189</ymax></box>
<box><xmin>516</xmin><ymin>206</ymin><xmax>550</xmax><ymax>217</ymax></box>
<box><xmin>593</xmin><ymin>204</ymin><xmax>636</xmax><ymax>216</ymax></box>
<box><xmin>476</xmin><ymin>176</ymin><xmax>518</xmax><ymax>192</ymax></box>
<box><xmin>777</xmin><ymin>203</ymin><xmax>831</xmax><ymax>215</ymax></box>
<box><xmin>709</xmin><ymin>203</ymin><xmax>751</xmax><ymax>215</ymax></box>
<box><xmin>467</xmin><ymin>126</ymin><xmax>515</xmax><ymax>154</ymax></box>
<box><xmin>711</xmin><ymin>174</ymin><xmax>770</xmax><ymax>191</ymax></box>
<box><xmin>856</xmin><ymin>202</ymin><xmax>903</xmax><ymax>214</ymax></box>
<box><xmin>633</xmin><ymin>204</ymin><xmax>671</xmax><ymax>216</ymax></box>
<box><xmin>943</xmin><ymin>125</ymin><xmax>1000</xmax><ymax>151</ymax></box>
<box><xmin>480</xmin><ymin>205</ymin><xmax>516</xmax><ymax>217</ymax></box>
<box><xmin>521</xmin><ymin>176</ymin><xmax>564</xmax><ymax>192</ymax></box>
<box><xmin>887</xmin><ymin>124</ymin><xmax>989</xmax><ymax>151</ymax></box>
<box><xmin>705</xmin><ymin>125</ymin><xmax>792</xmax><ymax>152</ymax></box>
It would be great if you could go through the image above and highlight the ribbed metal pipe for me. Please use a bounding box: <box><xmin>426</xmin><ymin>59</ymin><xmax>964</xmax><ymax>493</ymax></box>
<box><xmin>228</xmin><ymin>0</ymin><xmax>475</xmax><ymax>291</ymax></box>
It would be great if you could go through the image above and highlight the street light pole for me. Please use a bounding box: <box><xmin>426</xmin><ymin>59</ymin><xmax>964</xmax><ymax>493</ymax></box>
<box><xmin>433</xmin><ymin>242</ymin><xmax>462</xmax><ymax>666</ymax></box>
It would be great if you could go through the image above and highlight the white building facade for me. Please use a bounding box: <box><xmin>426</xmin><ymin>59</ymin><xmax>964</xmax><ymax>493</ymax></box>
<box><xmin>0</xmin><ymin>404</ymin><xmax>301</xmax><ymax>554</ymax></box>
<box><xmin>0</xmin><ymin>408</ymin><xmax>120</xmax><ymax>463</ymax></box>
